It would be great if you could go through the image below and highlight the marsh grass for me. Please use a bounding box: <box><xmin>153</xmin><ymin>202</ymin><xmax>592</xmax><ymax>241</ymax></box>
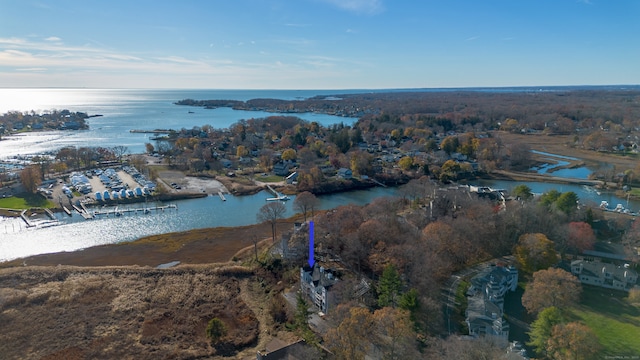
<box><xmin>0</xmin><ymin>265</ymin><xmax>259</xmax><ymax>359</ymax></box>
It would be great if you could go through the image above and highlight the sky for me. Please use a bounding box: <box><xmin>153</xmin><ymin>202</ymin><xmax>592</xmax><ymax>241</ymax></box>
<box><xmin>0</xmin><ymin>0</ymin><xmax>639</xmax><ymax>89</ymax></box>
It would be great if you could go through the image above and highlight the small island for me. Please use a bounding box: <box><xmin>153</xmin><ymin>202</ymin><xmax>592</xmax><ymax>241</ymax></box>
<box><xmin>0</xmin><ymin>109</ymin><xmax>93</xmax><ymax>137</ymax></box>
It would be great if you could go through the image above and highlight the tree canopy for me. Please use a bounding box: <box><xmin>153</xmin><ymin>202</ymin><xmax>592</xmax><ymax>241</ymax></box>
<box><xmin>515</xmin><ymin>233</ymin><xmax>559</xmax><ymax>274</ymax></box>
<box><xmin>522</xmin><ymin>268</ymin><xmax>582</xmax><ymax>314</ymax></box>
<box><xmin>528</xmin><ymin>306</ymin><xmax>564</xmax><ymax>357</ymax></box>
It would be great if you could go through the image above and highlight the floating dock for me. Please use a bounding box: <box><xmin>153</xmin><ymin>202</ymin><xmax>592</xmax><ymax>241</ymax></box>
<box><xmin>91</xmin><ymin>204</ymin><xmax>177</xmax><ymax>218</ymax></box>
<box><xmin>20</xmin><ymin>210</ymin><xmax>33</xmax><ymax>227</ymax></box>
<box><xmin>44</xmin><ymin>208</ymin><xmax>56</xmax><ymax>220</ymax></box>
<box><xmin>218</xmin><ymin>191</ymin><xmax>226</xmax><ymax>201</ymax></box>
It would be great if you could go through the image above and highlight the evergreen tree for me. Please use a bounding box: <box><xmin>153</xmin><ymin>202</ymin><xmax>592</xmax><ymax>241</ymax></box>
<box><xmin>378</xmin><ymin>264</ymin><xmax>402</xmax><ymax>308</ymax></box>
<box><xmin>205</xmin><ymin>317</ymin><xmax>227</xmax><ymax>345</ymax></box>
<box><xmin>294</xmin><ymin>293</ymin><xmax>311</xmax><ymax>329</ymax></box>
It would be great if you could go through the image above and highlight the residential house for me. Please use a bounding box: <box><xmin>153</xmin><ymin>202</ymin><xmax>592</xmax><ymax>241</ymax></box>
<box><xmin>571</xmin><ymin>259</ymin><xmax>638</xmax><ymax>291</ymax></box>
<box><xmin>465</xmin><ymin>264</ymin><xmax>518</xmax><ymax>344</ymax></box>
<box><xmin>220</xmin><ymin>159</ymin><xmax>232</xmax><ymax>168</ymax></box>
<box><xmin>273</xmin><ymin>162</ymin><xmax>290</xmax><ymax>176</ymax></box>
<box><xmin>337</xmin><ymin>168</ymin><xmax>352</xmax><ymax>179</ymax></box>
<box><xmin>300</xmin><ymin>264</ymin><xmax>338</xmax><ymax>314</ymax></box>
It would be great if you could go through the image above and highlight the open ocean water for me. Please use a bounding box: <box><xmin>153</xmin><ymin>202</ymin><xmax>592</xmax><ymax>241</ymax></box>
<box><xmin>0</xmin><ymin>88</ymin><xmax>362</xmax><ymax>157</ymax></box>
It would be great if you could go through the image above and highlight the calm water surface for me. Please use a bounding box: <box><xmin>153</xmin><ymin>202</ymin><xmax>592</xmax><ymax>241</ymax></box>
<box><xmin>0</xmin><ymin>187</ymin><xmax>399</xmax><ymax>262</ymax></box>
<box><xmin>0</xmin><ymin>89</ymin><xmax>359</xmax><ymax>157</ymax></box>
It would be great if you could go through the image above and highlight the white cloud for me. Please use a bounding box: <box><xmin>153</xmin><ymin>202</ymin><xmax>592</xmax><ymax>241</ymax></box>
<box><xmin>44</xmin><ymin>36</ymin><xmax>62</xmax><ymax>42</ymax></box>
<box><xmin>16</xmin><ymin>68</ymin><xmax>47</xmax><ymax>72</ymax></box>
<box><xmin>319</xmin><ymin>0</ymin><xmax>384</xmax><ymax>14</ymax></box>
<box><xmin>0</xmin><ymin>37</ymin><xmax>27</xmax><ymax>45</ymax></box>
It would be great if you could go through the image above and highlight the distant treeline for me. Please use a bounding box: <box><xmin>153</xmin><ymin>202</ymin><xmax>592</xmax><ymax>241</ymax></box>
<box><xmin>178</xmin><ymin>89</ymin><xmax>640</xmax><ymax>135</ymax></box>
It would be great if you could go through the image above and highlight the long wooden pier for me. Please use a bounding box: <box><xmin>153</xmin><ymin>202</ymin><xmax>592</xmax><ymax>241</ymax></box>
<box><xmin>91</xmin><ymin>204</ymin><xmax>177</xmax><ymax>218</ymax></box>
<box><xmin>266</xmin><ymin>184</ymin><xmax>278</xmax><ymax>196</ymax></box>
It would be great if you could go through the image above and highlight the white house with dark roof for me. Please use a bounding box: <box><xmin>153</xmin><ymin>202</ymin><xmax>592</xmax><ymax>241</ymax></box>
<box><xmin>571</xmin><ymin>259</ymin><xmax>637</xmax><ymax>291</ymax></box>
<box><xmin>300</xmin><ymin>264</ymin><xmax>338</xmax><ymax>314</ymax></box>
<box><xmin>465</xmin><ymin>264</ymin><xmax>518</xmax><ymax>344</ymax></box>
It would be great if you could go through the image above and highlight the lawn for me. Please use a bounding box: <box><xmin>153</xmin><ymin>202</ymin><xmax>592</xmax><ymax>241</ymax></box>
<box><xmin>569</xmin><ymin>285</ymin><xmax>640</xmax><ymax>356</ymax></box>
<box><xmin>256</xmin><ymin>175</ymin><xmax>284</xmax><ymax>183</ymax></box>
<box><xmin>0</xmin><ymin>192</ymin><xmax>55</xmax><ymax>210</ymax></box>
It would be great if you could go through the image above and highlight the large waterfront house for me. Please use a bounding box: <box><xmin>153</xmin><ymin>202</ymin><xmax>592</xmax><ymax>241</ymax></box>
<box><xmin>465</xmin><ymin>264</ymin><xmax>518</xmax><ymax>344</ymax></box>
<box><xmin>300</xmin><ymin>264</ymin><xmax>338</xmax><ymax>314</ymax></box>
<box><xmin>571</xmin><ymin>259</ymin><xmax>638</xmax><ymax>291</ymax></box>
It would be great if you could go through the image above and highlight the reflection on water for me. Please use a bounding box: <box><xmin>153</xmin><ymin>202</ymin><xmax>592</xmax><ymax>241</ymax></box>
<box><xmin>0</xmin><ymin>89</ymin><xmax>359</xmax><ymax>158</ymax></box>
<box><xmin>0</xmin><ymin>187</ymin><xmax>398</xmax><ymax>262</ymax></box>
<box><xmin>530</xmin><ymin>150</ymin><xmax>593</xmax><ymax>179</ymax></box>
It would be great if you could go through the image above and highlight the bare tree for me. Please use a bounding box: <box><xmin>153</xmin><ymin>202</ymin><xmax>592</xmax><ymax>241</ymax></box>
<box><xmin>293</xmin><ymin>191</ymin><xmax>318</xmax><ymax>221</ymax></box>
<box><xmin>112</xmin><ymin>145</ymin><xmax>129</xmax><ymax>163</ymax></box>
<box><xmin>257</xmin><ymin>202</ymin><xmax>286</xmax><ymax>243</ymax></box>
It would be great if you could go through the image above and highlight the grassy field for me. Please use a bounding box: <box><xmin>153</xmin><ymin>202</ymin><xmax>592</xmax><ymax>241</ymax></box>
<box><xmin>569</xmin><ymin>285</ymin><xmax>640</xmax><ymax>356</ymax></box>
<box><xmin>0</xmin><ymin>192</ymin><xmax>54</xmax><ymax>210</ymax></box>
<box><xmin>255</xmin><ymin>174</ymin><xmax>284</xmax><ymax>183</ymax></box>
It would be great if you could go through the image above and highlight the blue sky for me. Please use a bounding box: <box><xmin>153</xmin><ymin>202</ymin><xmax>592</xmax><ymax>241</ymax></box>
<box><xmin>0</xmin><ymin>0</ymin><xmax>638</xmax><ymax>89</ymax></box>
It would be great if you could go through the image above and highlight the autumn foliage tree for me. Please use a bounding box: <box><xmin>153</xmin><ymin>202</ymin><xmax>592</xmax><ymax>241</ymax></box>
<box><xmin>528</xmin><ymin>306</ymin><xmax>564</xmax><ymax>357</ymax></box>
<box><xmin>325</xmin><ymin>306</ymin><xmax>375</xmax><ymax>360</ymax></box>
<box><xmin>371</xmin><ymin>307</ymin><xmax>418</xmax><ymax>360</ymax></box>
<box><xmin>546</xmin><ymin>322</ymin><xmax>601</xmax><ymax>360</ymax></box>
<box><xmin>515</xmin><ymin>233</ymin><xmax>559</xmax><ymax>274</ymax></box>
<box><xmin>522</xmin><ymin>268</ymin><xmax>582</xmax><ymax>315</ymax></box>
<box><xmin>20</xmin><ymin>165</ymin><xmax>42</xmax><ymax>194</ymax></box>
<box><xmin>566</xmin><ymin>221</ymin><xmax>596</xmax><ymax>254</ymax></box>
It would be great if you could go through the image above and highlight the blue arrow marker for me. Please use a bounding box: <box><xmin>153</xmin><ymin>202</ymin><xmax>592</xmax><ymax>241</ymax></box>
<box><xmin>308</xmin><ymin>221</ymin><xmax>315</xmax><ymax>267</ymax></box>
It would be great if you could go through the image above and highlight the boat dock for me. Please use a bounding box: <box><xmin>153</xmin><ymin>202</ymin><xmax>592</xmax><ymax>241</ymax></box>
<box><xmin>20</xmin><ymin>210</ymin><xmax>33</xmax><ymax>227</ymax></box>
<box><xmin>62</xmin><ymin>206</ymin><xmax>72</xmax><ymax>216</ymax></box>
<box><xmin>218</xmin><ymin>191</ymin><xmax>226</xmax><ymax>201</ymax></box>
<box><xmin>44</xmin><ymin>208</ymin><xmax>56</xmax><ymax>220</ymax></box>
<box><xmin>370</xmin><ymin>178</ymin><xmax>387</xmax><ymax>187</ymax></box>
<box><xmin>73</xmin><ymin>204</ymin><xmax>94</xmax><ymax>219</ymax></box>
<box><xmin>92</xmin><ymin>204</ymin><xmax>177</xmax><ymax>218</ymax></box>
<box><xmin>265</xmin><ymin>184</ymin><xmax>290</xmax><ymax>201</ymax></box>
